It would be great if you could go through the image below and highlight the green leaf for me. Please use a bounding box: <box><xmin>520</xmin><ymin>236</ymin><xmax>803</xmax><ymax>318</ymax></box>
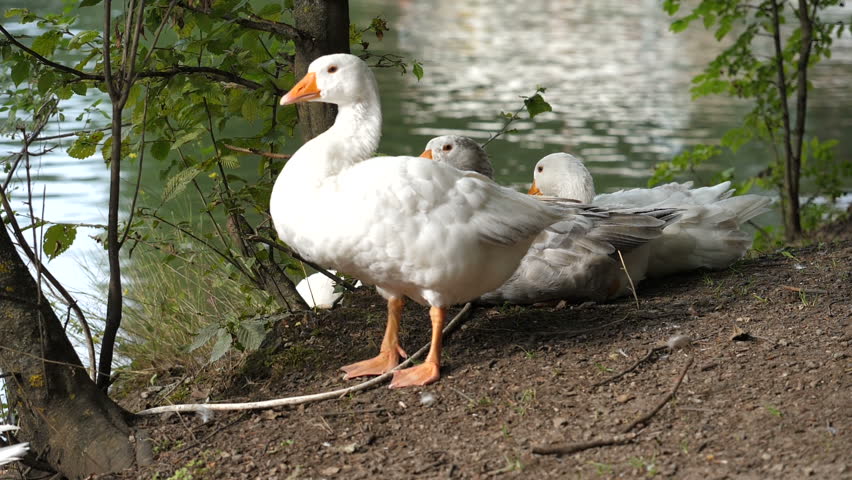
<box><xmin>10</xmin><ymin>61</ymin><xmax>29</xmax><ymax>86</ymax></box>
<box><xmin>670</xmin><ymin>18</ymin><xmax>690</xmax><ymax>33</ymax></box>
<box><xmin>67</xmin><ymin>131</ymin><xmax>105</xmax><ymax>159</ymax></box>
<box><xmin>220</xmin><ymin>154</ymin><xmax>239</xmax><ymax>169</ymax></box>
<box><xmin>37</xmin><ymin>70</ymin><xmax>56</xmax><ymax>94</ymax></box>
<box><xmin>235</xmin><ymin>319</ymin><xmax>266</xmax><ymax>351</ymax></box>
<box><xmin>150</xmin><ymin>140</ymin><xmax>171</xmax><ymax>160</ymax></box>
<box><xmin>240</xmin><ymin>94</ymin><xmax>260</xmax><ymax>123</ymax></box>
<box><xmin>43</xmin><ymin>223</ymin><xmax>77</xmax><ymax>260</ymax></box>
<box><xmin>187</xmin><ymin>324</ymin><xmax>220</xmax><ymax>352</ymax></box>
<box><xmin>412</xmin><ymin>61</ymin><xmax>424</xmax><ymax>81</ymax></box>
<box><xmin>524</xmin><ymin>93</ymin><xmax>552</xmax><ymax>118</ymax></box>
<box><xmin>32</xmin><ymin>31</ymin><xmax>61</xmax><ymax>57</ymax></box>
<box><xmin>79</xmin><ymin>0</ymin><xmax>103</xmax><ymax>7</ymax></box>
<box><xmin>68</xmin><ymin>30</ymin><xmax>99</xmax><ymax>49</ymax></box>
<box><xmin>71</xmin><ymin>81</ymin><xmax>88</xmax><ymax>96</ymax></box>
<box><xmin>173</xmin><ymin>128</ymin><xmax>203</xmax><ymax>148</ymax></box>
<box><xmin>208</xmin><ymin>329</ymin><xmax>232</xmax><ymax>363</ymax></box>
<box><xmin>162</xmin><ymin>166</ymin><xmax>201</xmax><ymax>202</ymax></box>
<box><xmin>662</xmin><ymin>0</ymin><xmax>680</xmax><ymax>16</ymax></box>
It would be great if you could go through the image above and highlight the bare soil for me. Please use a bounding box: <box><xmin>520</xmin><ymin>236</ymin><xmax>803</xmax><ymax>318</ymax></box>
<box><xmin>112</xmin><ymin>233</ymin><xmax>850</xmax><ymax>479</ymax></box>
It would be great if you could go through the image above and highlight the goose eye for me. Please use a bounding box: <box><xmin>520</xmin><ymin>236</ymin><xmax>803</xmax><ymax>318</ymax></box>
<box><xmin>327</xmin><ymin>65</ymin><xmax>338</xmax><ymax>73</ymax></box>
<box><xmin>537</xmin><ymin>166</ymin><xmax>544</xmax><ymax>173</ymax></box>
<box><xmin>442</xmin><ymin>144</ymin><xmax>453</xmax><ymax>152</ymax></box>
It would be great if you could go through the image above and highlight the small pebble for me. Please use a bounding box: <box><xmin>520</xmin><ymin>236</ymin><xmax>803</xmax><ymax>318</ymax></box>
<box><xmin>667</xmin><ymin>334</ymin><xmax>691</xmax><ymax>350</ymax></box>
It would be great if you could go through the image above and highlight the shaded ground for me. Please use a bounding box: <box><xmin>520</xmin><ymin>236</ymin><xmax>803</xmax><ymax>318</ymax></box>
<box><xmin>112</xmin><ymin>235</ymin><xmax>850</xmax><ymax>479</ymax></box>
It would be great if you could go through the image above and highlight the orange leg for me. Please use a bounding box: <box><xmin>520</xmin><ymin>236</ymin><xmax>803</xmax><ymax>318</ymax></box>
<box><xmin>390</xmin><ymin>306</ymin><xmax>444</xmax><ymax>388</ymax></box>
<box><xmin>341</xmin><ymin>296</ymin><xmax>408</xmax><ymax>379</ymax></box>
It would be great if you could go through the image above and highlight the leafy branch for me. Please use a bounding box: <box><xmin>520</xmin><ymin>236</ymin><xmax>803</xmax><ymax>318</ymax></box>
<box><xmin>481</xmin><ymin>87</ymin><xmax>551</xmax><ymax>148</ymax></box>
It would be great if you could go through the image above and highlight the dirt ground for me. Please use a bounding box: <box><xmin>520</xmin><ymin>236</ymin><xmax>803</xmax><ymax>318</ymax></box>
<box><xmin>111</xmin><ymin>231</ymin><xmax>849</xmax><ymax>479</ymax></box>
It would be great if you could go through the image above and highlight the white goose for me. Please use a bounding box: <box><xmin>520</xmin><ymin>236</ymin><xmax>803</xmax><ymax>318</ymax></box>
<box><xmin>425</xmin><ymin>135</ymin><xmax>770</xmax><ymax>284</ymax></box>
<box><xmin>274</xmin><ymin>54</ymin><xmax>602</xmax><ymax>387</ymax></box>
<box><xmin>529</xmin><ymin>152</ymin><xmax>772</xmax><ymax>276</ymax></box>
<box><xmin>422</xmin><ymin>135</ymin><xmax>669</xmax><ymax>304</ymax></box>
<box><xmin>0</xmin><ymin>425</ymin><xmax>28</xmax><ymax>467</ymax></box>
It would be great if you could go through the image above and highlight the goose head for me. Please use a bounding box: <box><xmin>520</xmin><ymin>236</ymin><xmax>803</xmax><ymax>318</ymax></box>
<box><xmin>528</xmin><ymin>153</ymin><xmax>596</xmax><ymax>203</ymax></box>
<box><xmin>280</xmin><ymin>53</ymin><xmax>377</xmax><ymax>107</ymax></box>
<box><xmin>420</xmin><ymin>135</ymin><xmax>494</xmax><ymax>179</ymax></box>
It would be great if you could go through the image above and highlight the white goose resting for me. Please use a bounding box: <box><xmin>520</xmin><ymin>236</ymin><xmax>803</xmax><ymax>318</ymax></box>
<box><xmin>423</xmin><ymin>135</ymin><xmax>676</xmax><ymax>304</ymax></box>
<box><xmin>273</xmin><ymin>55</ymin><xmax>674</xmax><ymax>387</ymax></box>
<box><xmin>0</xmin><ymin>425</ymin><xmax>28</xmax><ymax>467</ymax></box>
<box><xmin>425</xmin><ymin>136</ymin><xmax>770</xmax><ymax>293</ymax></box>
<box><xmin>528</xmin><ymin>152</ymin><xmax>772</xmax><ymax>276</ymax></box>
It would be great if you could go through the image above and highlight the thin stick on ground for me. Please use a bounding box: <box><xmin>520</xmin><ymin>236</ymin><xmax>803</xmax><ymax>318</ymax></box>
<box><xmin>781</xmin><ymin>285</ymin><xmax>827</xmax><ymax>295</ymax></box>
<box><xmin>533</xmin><ymin>355</ymin><xmax>693</xmax><ymax>456</ymax></box>
<box><xmin>593</xmin><ymin>346</ymin><xmax>666</xmax><ymax>387</ymax></box>
<box><xmin>136</xmin><ymin>303</ymin><xmax>474</xmax><ymax>415</ymax></box>
<box><xmin>617</xmin><ymin>250</ymin><xmax>640</xmax><ymax>310</ymax></box>
<box><xmin>621</xmin><ymin>355</ymin><xmax>693</xmax><ymax>433</ymax></box>
<box><xmin>531</xmin><ymin>433</ymin><xmax>637</xmax><ymax>455</ymax></box>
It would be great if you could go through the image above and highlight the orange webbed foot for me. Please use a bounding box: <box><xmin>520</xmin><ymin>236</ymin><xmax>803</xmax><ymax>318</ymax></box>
<box><xmin>341</xmin><ymin>345</ymin><xmax>407</xmax><ymax>379</ymax></box>
<box><xmin>389</xmin><ymin>361</ymin><xmax>439</xmax><ymax>389</ymax></box>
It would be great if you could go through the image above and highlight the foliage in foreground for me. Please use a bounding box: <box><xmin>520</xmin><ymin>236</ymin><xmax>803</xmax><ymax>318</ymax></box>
<box><xmin>653</xmin><ymin>0</ymin><xmax>852</xmax><ymax>242</ymax></box>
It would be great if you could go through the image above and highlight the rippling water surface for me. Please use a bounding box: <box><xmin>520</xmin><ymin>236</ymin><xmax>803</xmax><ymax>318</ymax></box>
<box><xmin>2</xmin><ymin>0</ymin><xmax>851</xmax><ymax>308</ymax></box>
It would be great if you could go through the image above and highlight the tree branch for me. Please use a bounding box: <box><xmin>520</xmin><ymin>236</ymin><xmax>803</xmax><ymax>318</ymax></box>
<box><xmin>137</xmin><ymin>66</ymin><xmax>266</xmax><ymax>90</ymax></box>
<box><xmin>177</xmin><ymin>2</ymin><xmax>304</xmax><ymax>40</ymax></box>
<box><xmin>0</xmin><ymin>24</ymin><xmax>99</xmax><ymax>81</ymax></box>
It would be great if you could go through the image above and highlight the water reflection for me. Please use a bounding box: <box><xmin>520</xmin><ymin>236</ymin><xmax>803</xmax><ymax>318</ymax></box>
<box><xmin>359</xmin><ymin>0</ymin><xmax>852</xmax><ymax>191</ymax></box>
<box><xmin>1</xmin><ymin>0</ymin><xmax>851</xmax><ymax>308</ymax></box>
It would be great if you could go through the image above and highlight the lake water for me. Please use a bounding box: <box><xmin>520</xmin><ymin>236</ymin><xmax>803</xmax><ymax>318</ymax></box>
<box><xmin>2</xmin><ymin>1</ymin><xmax>851</xmax><ymax>321</ymax></box>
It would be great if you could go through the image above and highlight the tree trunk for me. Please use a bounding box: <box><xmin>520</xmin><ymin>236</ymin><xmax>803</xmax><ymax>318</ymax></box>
<box><xmin>769</xmin><ymin>0</ymin><xmax>801</xmax><ymax>241</ymax></box>
<box><xmin>0</xmin><ymin>226</ymin><xmax>151</xmax><ymax>478</ymax></box>
<box><xmin>293</xmin><ymin>0</ymin><xmax>351</xmax><ymax>140</ymax></box>
<box><xmin>786</xmin><ymin>0</ymin><xmax>813</xmax><ymax>241</ymax></box>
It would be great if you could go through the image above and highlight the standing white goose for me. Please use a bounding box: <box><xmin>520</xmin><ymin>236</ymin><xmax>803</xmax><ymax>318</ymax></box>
<box><xmin>529</xmin><ymin>153</ymin><xmax>772</xmax><ymax>276</ymax></box>
<box><xmin>273</xmin><ymin>54</ymin><xmax>605</xmax><ymax>387</ymax></box>
<box><xmin>0</xmin><ymin>425</ymin><xmax>28</xmax><ymax>467</ymax></box>
<box><xmin>422</xmin><ymin>135</ymin><xmax>671</xmax><ymax>304</ymax></box>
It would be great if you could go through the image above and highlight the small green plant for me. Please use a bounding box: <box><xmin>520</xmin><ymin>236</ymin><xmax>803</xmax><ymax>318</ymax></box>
<box><xmin>680</xmin><ymin>440</ymin><xmax>689</xmax><ymax>454</ymax></box>
<box><xmin>514</xmin><ymin>388</ymin><xmax>537</xmax><ymax>416</ymax></box>
<box><xmin>468</xmin><ymin>396</ymin><xmax>493</xmax><ymax>410</ymax></box>
<box><xmin>594</xmin><ymin>362</ymin><xmax>613</xmax><ymax>374</ymax></box>
<box><xmin>496</xmin><ymin>455</ymin><xmax>524</xmax><ymax>473</ymax></box>
<box><xmin>752</xmin><ymin>293</ymin><xmax>768</xmax><ymax>303</ymax></box>
<box><xmin>590</xmin><ymin>461</ymin><xmax>614</xmax><ymax>475</ymax></box>
<box><xmin>799</xmin><ymin>291</ymin><xmax>813</xmax><ymax>307</ymax></box>
<box><xmin>765</xmin><ymin>404</ymin><xmax>783</xmax><ymax>417</ymax></box>
<box><xmin>628</xmin><ymin>455</ymin><xmax>659</xmax><ymax>477</ymax></box>
<box><xmin>780</xmin><ymin>250</ymin><xmax>800</xmax><ymax>262</ymax></box>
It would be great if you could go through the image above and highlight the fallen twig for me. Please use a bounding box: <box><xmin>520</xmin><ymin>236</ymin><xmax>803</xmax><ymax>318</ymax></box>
<box><xmin>136</xmin><ymin>303</ymin><xmax>474</xmax><ymax>415</ymax></box>
<box><xmin>621</xmin><ymin>355</ymin><xmax>693</xmax><ymax>433</ymax></box>
<box><xmin>533</xmin><ymin>355</ymin><xmax>693</xmax><ymax>456</ymax></box>
<box><xmin>781</xmin><ymin>285</ymin><xmax>827</xmax><ymax>295</ymax></box>
<box><xmin>223</xmin><ymin>143</ymin><xmax>291</xmax><ymax>159</ymax></box>
<box><xmin>593</xmin><ymin>346</ymin><xmax>667</xmax><ymax>387</ymax></box>
<box><xmin>531</xmin><ymin>433</ymin><xmax>637</xmax><ymax>455</ymax></box>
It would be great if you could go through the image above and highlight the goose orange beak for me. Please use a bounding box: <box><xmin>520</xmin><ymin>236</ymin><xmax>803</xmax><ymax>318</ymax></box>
<box><xmin>420</xmin><ymin>149</ymin><xmax>433</xmax><ymax>159</ymax></box>
<box><xmin>528</xmin><ymin>181</ymin><xmax>543</xmax><ymax>195</ymax></box>
<box><xmin>280</xmin><ymin>72</ymin><xmax>321</xmax><ymax>105</ymax></box>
